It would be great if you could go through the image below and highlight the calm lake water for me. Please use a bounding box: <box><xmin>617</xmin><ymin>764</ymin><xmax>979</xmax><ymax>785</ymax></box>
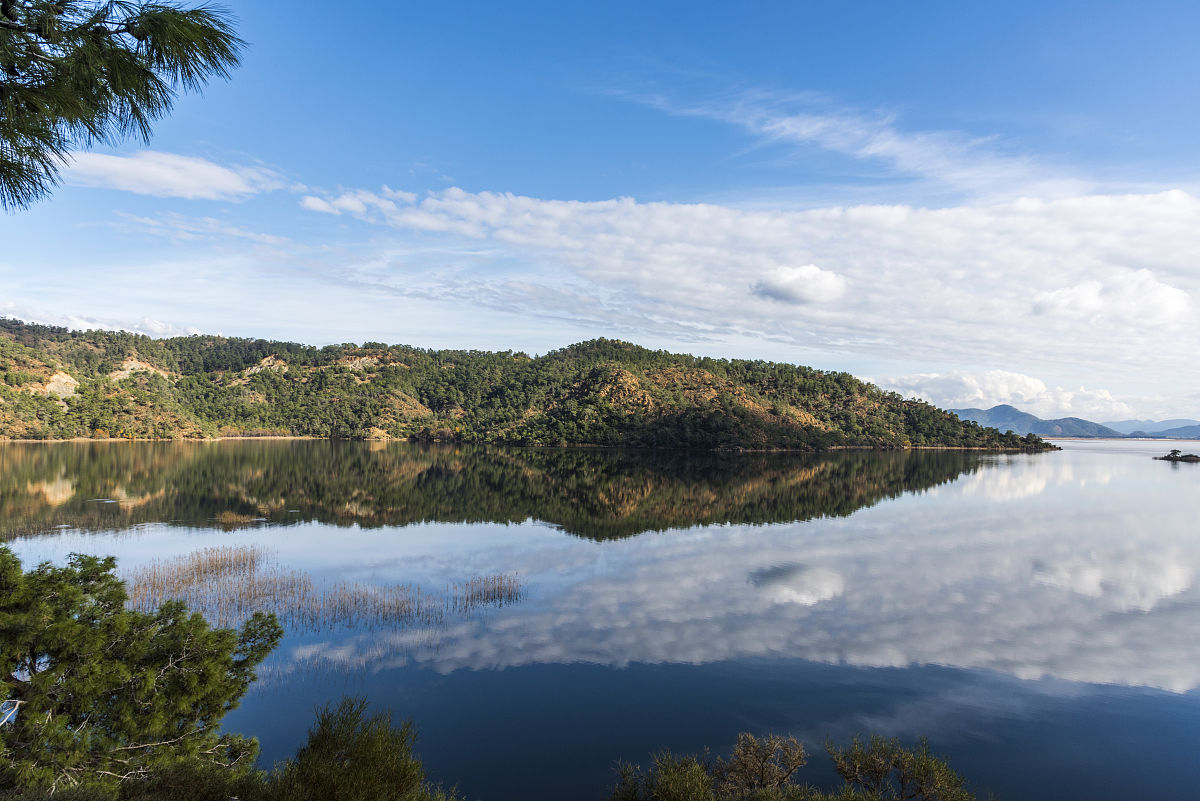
<box><xmin>3</xmin><ymin>439</ymin><xmax>1199</xmax><ymax>800</ymax></box>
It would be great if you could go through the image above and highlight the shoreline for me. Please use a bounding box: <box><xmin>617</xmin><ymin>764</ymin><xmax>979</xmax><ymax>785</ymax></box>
<box><xmin>0</xmin><ymin>435</ymin><xmax>321</xmax><ymax>443</ymax></box>
<box><xmin>1048</xmin><ymin>436</ymin><xmax>1200</xmax><ymax>442</ymax></box>
<box><xmin>0</xmin><ymin>436</ymin><xmax>1054</xmax><ymax>453</ymax></box>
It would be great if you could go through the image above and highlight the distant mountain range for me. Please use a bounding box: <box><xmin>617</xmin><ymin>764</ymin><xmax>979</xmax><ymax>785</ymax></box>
<box><xmin>950</xmin><ymin>405</ymin><xmax>1200</xmax><ymax>439</ymax></box>
<box><xmin>1138</xmin><ymin>424</ymin><xmax>1200</xmax><ymax>438</ymax></box>
<box><xmin>1101</xmin><ymin>418</ymin><xmax>1200</xmax><ymax>436</ymax></box>
<box><xmin>950</xmin><ymin>405</ymin><xmax>1123</xmax><ymax>437</ymax></box>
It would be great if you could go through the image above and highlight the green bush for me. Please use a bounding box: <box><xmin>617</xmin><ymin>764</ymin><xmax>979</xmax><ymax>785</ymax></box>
<box><xmin>0</xmin><ymin>548</ymin><xmax>281</xmax><ymax>795</ymax></box>
<box><xmin>117</xmin><ymin>761</ymin><xmax>270</xmax><ymax>801</ymax></box>
<box><xmin>713</xmin><ymin>733</ymin><xmax>807</xmax><ymax>795</ymax></box>
<box><xmin>267</xmin><ymin>696</ymin><xmax>457</xmax><ymax>801</ymax></box>
<box><xmin>2</xmin><ymin>694</ymin><xmax>460</xmax><ymax>801</ymax></box>
<box><xmin>826</xmin><ymin>736</ymin><xmax>975</xmax><ymax>801</ymax></box>
<box><xmin>612</xmin><ymin>751</ymin><xmax>717</xmax><ymax>801</ymax></box>
<box><xmin>611</xmin><ymin>733</ymin><xmax>980</xmax><ymax>801</ymax></box>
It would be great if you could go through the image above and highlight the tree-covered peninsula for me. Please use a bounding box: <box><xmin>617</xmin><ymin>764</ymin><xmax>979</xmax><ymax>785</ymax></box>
<box><xmin>0</xmin><ymin>319</ymin><xmax>1050</xmax><ymax>450</ymax></box>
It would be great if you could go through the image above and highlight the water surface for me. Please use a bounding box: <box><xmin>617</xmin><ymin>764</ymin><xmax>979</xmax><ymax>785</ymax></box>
<box><xmin>4</xmin><ymin>439</ymin><xmax>1198</xmax><ymax>800</ymax></box>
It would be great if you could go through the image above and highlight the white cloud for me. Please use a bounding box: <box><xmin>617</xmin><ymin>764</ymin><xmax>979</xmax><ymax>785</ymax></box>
<box><xmin>129</xmin><ymin>316</ymin><xmax>204</xmax><ymax>337</ymax></box>
<box><xmin>299</xmin><ymin>195</ymin><xmax>338</xmax><ymax>214</ymax></box>
<box><xmin>881</xmin><ymin>370</ymin><xmax>1137</xmax><ymax>420</ymax></box>
<box><xmin>751</xmin><ymin>264</ymin><xmax>846</xmax><ymax>304</ymax></box>
<box><xmin>0</xmin><ymin>302</ymin><xmax>201</xmax><ymax>337</ymax></box>
<box><xmin>1033</xmin><ymin>268</ymin><xmax>1190</xmax><ymax>325</ymax></box>
<box><xmin>66</xmin><ymin>151</ymin><xmax>284</xmax><ymax>199</ymax></box>
<box><xmin>295</xmin><ymin>186</ymin><xmax>1200</xmax><ymax>392</ymax></box>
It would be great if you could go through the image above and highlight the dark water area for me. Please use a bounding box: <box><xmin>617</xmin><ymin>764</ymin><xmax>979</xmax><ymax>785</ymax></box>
<box><xmin>5</xmin><ymin>439</ymin><xmax>1200</xmax><ymax>800</ymax></box>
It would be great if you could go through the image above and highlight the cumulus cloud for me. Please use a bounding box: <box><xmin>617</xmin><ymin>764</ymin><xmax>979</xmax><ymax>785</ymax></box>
<box><xmin>751</xmin><ymin>264</ymin><xmax>846</xmax><ymax>304</ymax></box>
<box><xmin>1033</xmin><ymin>268</ymin><xmax>1190</xmax><ymax>325</ymax></box>
<box><xmin>880</xmin><ymin>370</ymin><xmax>1138</xmax><ymax>419</ymax></box>
<box><xmin>66</xmin><ymin>151</ymin><xmax>284</xmax><ymax>199</ymax></box>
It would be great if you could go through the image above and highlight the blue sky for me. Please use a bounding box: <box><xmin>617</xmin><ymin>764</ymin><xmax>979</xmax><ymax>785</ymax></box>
<box><xmin>3</xmin><ymin>0</ymin><xmax>1200</xmax><ymax>419</ymax></box>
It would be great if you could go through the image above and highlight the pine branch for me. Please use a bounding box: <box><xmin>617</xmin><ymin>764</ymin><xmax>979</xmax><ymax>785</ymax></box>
<box><xmin>0</xmin><ymin>0</ymin><xmax>243</xmax><ymax>210</ymax></box>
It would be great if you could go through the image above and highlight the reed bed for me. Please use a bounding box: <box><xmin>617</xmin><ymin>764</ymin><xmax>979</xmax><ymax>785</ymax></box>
<box><xmin>448</xmin><ymin>573</ymin><xmax>523</xmax><ymax>614</ymax></box>
<box><xmin>122</xmin><ymin>545</ymin><xmax>523</xmax><ymax>633</ymax></box>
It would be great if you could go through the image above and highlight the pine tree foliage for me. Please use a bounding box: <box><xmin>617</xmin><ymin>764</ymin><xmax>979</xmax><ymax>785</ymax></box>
<box><xmin>0</xmin><ymin>547</ymin><xmax>281</xmax><ymax>794</ymax></box>
<box><xmin>0</xmin><ymin>0</ymin><xmax>242</xmax><ymax>209</ymax></box>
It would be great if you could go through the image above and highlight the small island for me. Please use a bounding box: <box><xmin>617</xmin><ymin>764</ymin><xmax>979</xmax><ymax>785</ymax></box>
<box><xmin>1154</xmin><ymin>449</ymin><xmax>1200</xmax><ymax>463</ymax></box>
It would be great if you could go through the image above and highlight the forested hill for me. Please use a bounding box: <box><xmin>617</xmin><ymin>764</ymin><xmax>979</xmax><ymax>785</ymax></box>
<box><xmin>0</xmin><ymin>319</ymin><xmax>1050</xmax><ymax>450</ymax></box>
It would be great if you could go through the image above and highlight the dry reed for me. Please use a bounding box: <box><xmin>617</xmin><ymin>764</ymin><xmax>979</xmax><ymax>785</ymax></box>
<box><xmin>122</xmin><ymin>545</ymin><xmax>522</xmax><ymax>633</ymax></box>
<box><xmin>448</xmin><ymin>573</ymin><xmax>524</xmax><ymax>615</ymax></box>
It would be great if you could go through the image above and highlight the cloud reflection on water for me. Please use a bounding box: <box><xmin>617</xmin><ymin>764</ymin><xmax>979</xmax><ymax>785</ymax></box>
<box><xmin>271</xmin><ymin>445</ymin><xmax>1200</xmax><ymax>693</ymax></box>
<box><xmin>8</xmin><ymin>441</ymin><xmax>1198</xmax><ymax>694</ymax></box>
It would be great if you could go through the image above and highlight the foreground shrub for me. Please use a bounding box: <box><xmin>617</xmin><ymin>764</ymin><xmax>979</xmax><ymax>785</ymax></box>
<box><xmin>612</xmin><ymin>750</ymin><xmax>717</xmax><ymax>801</ymax></box>
<box><xmin>117</xmin><ymin>761</ymin><xmax>271</xmax><ymax>801</ymax></box>
<box><xmin>0</xmin><ymin>549</ymin><xmax>454</xmax><ymax>801</ymax></box>
<box><xmin>826</xmin><ymin>735</ymin><xmax>975</xmax><ymax>801</ymax></box>
<box><xmin>611</xmin><ymin>732</ymin><xmax>978</xmax><ymax>801</ymax></box>
<box><xmin>713</xmin><ymin>733</ymin><xmax>808</xmax><ymax>795</ymax></box>
<box><xmin>268</xmin><ymin>696</ymin><xmax>457</xmax><ymax>801</ymax></box>
<box><xmin>0</xmin><ymin>548</ymin><xmax>281</xmax><ymax>796</ymax></box>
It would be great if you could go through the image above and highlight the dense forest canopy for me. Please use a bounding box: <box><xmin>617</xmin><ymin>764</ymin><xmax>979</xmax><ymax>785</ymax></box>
<box><xmin>0</xmin><ymin>318</ymin><xmax>1050</xmax><ymax>450</ymax></box>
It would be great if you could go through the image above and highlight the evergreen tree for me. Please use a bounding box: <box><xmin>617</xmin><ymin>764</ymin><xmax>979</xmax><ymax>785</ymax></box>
<box><xmin>0</xmin><ymin>0</ymin><xmax>242</xmax><ymax>209</ymax></box>
<box><xmin>0</xmin><ymin>547</ymin><xmax>281</xmax><ymax>794</ymax></box>
<box><xmin>270</xmin><ymin>696</ymin><xmax>456</xmax><ymax>801</ymax></box>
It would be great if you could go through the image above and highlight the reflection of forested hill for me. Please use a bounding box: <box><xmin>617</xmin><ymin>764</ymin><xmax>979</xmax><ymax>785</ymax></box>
<box><xmin>1</xmin><ymin>441</ymin><xmax>987</xmax><ymax>541</ymax></box>
<box><xmin>0</xmin><ymin>319</ymin><xmax>1048</xmax><ymax>450</ymax></box>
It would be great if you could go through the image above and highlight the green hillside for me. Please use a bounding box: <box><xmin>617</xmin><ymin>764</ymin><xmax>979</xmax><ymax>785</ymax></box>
<box><xmin>0</xmin><ymin>318</ymin><xmax>1050</xmax><ymax>450</ymax></box>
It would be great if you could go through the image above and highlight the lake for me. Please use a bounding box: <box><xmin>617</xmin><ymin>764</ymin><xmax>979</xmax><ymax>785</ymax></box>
<box><xmin>3</xmin><ymin>438</ymin><xmax>1198</xmax><ymax>800</ymax></box>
